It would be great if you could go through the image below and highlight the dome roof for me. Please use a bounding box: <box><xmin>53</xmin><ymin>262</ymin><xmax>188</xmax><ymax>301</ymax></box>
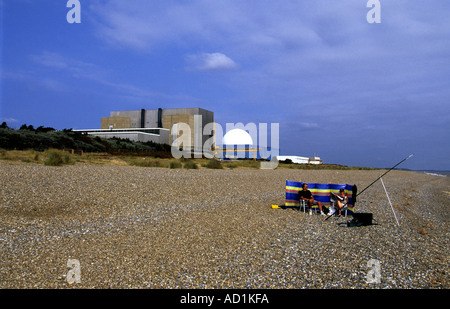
<box><xmin>222</xmin><ymin>129</ymin><xmax>254</xmax><ymax>145</ymax></box>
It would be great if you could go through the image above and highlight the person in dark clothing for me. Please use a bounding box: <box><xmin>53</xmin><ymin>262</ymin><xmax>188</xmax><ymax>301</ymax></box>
<box><xmin>299</xmin><ymin>183</ymin><xmax>325</xmax><ymax>215</ymax></box>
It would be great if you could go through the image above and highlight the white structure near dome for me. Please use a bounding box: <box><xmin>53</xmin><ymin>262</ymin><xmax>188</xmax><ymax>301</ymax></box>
<box><xmin>276</xmin><ymin>155</ymin><xmax>323</xmax><ymax>165</ymax></box>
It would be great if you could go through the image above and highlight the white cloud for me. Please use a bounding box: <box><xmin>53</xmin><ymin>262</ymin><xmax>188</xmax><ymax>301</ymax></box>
<box><xmin>31</xmin><ymin>51</ymin><xmax>101</xmax><ymax>78</ymax></box>
<box><xmin>31</xmin><ymin>52</ymin><xmax>70</xmax><ymax>69</ymax></box>
<box><xmin>187</xmin><ymin>52</ymin><xmax>237</xmax><ymax>71</ymax></box>
<box><xmin>0</xmin><ymin>117</ymin><xmax>19</xmax><ymax>124</ymax></box>
<box><xmin>29</xmin><ymin>51</ymin><xmax>202</xmax><ymax>103</ymax></box>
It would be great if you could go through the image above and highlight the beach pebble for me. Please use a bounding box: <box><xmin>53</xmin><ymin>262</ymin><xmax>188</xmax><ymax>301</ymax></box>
<box><xmin>0</xmin><ymin>162</ymin><xmax>448</xmax><ymax>288</ymax></box>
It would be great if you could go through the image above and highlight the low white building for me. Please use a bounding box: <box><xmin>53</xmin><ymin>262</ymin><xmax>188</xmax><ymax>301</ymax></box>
<box><xmin>276</xmin><ymin>155</ymin><xmax>323</xmax><ymax>165</ymax></box>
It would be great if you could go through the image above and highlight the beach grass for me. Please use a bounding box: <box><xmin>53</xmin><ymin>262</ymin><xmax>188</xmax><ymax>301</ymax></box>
<box><xmin>0</xmin><ymin>149</ymin><xmax>379</xmax><ymax>170</ymax></box>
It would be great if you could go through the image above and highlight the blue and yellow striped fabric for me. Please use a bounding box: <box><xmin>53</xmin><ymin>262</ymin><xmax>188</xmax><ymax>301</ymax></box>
<box><xmin>285</xmin><ymin>180</ymin><xmax>356</xmax><ymax>214</ymax></box>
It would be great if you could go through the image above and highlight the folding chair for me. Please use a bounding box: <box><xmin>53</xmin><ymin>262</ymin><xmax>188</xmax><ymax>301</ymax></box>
<box><xmin>285</xmin><ymin>180</ymin><xmax>318</xmax><ymax>213</ymax></box>
<box><xmin>329</xmin><ymin>198</ymin><xmax>348</xmax><ymax>217</ymax></box>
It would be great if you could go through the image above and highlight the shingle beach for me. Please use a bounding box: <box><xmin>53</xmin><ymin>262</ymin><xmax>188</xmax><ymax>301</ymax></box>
<box><xmin>0</xmin><ymin>162</ymin><xmax>448</xmax><ymax>289</ymax></box>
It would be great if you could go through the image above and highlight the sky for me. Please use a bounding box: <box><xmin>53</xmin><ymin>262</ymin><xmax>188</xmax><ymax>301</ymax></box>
<box><xmin>1</xmin><ymin>0</ymin><xmax>449</xmax><ymax>170</ymax></box>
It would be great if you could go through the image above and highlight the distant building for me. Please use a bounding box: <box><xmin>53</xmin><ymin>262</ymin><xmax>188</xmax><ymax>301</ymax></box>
<box><xmin>75</xmin><ymin>107</ymin><xmax>214</xmax><ymax>151</ymax></box>
<box><xmin>276</xmin><ymin>155</ymin><xmax>323</xmax><ymax>165</ymax></box>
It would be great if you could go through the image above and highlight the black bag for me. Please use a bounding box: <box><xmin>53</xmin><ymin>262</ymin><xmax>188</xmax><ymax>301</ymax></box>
<box><xmin>347</xmin><ymin>213</ymin><xmax>373</xmax><ymax>227</ymax></box>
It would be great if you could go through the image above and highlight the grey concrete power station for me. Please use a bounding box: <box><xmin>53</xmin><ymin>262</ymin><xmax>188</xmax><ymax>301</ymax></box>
<box><xmin>75</xmin><ymin>107</ymin><xmax>214</xmax><ymax>151</ymax></box>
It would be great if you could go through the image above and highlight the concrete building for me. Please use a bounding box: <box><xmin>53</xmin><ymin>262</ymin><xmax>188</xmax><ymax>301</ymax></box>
<box><xmin>75</xmin><ymin>107</ymin><xmax>214</xmax><ymax>151</ymax></box>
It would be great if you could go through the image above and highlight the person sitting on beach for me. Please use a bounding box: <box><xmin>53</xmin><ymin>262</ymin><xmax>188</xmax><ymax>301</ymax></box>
<box><xmin>330</xmin><ymin>188</ymin><xmax>348</xmax><ymax>216</ymax></box>
<box><xmin>299</xmin><ymin>183</ymin><xmax>325</xmax><ymax>215</ymax></box>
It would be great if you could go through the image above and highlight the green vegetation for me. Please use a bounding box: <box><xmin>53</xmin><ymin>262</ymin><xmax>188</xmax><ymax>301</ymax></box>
<box><xmin>203</xmin><ymin>159</ymin><xmax>223</xmax><ymax>169</ymax></box>
<box><xmin>0</xmin><ymin>148</ymin><xmax>77</xmax><ymax>166</ymax></box>
<box><xmin>42</xmin><ymin>150</ymin><xmax>76</xmax><ymax>166</ymax></box>
<box><xmin>182</xmin><ymin>160</ymin><xmax>198</xmax><ymax>169</ymax></box>
<box><xmin>0</xmin><ymin>122</ymin><xmax>379</xmax><ymax>170</ymax></box>
<box><xmin>169</xmin><ymin>160</ymin><xmax>182</xmax><ymax>169</ymax></box>
<box><xmin>44</xmin><ymin>151</ymin><xmax>64</xmax><ymax>166</ymax></box>
<box><xmin>0</xmin><ymin>122</ymin><xmax>171</xmax><ymax>154</ymax></box>
<box><xmin>128</xmin><ymin>158</ymin><xmax>162</xmax><ymax>168</ymax></box>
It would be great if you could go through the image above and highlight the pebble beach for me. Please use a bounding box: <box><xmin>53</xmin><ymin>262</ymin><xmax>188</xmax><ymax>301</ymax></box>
<box><xmin>0</xmin><ymin>161</ymin><xmax>448</xmax><ymax>289</ymax></box>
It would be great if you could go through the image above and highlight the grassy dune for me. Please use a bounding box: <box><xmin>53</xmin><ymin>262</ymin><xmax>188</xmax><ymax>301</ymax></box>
<box><xmin>0</xmin><ymin>149</ymin><xmax>378</xmax><ymax>170</ymax></box>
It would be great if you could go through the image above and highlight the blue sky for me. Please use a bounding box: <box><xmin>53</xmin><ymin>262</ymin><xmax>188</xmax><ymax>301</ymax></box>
<box><xmin>1</xmin><ymin>0</ymin><xmax>449</xmax><ymax>170</ymax></box>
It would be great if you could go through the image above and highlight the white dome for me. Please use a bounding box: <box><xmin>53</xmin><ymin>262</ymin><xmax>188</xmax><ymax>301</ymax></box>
<box><xmin>222</xmin><ymin>129</ymin><xmax>253</xmax><ymax>145</ymax></box>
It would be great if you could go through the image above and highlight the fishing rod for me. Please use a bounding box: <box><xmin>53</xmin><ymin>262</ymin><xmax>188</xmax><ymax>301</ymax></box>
<box><xmin>356</xmin><ymin>154</ymin><xmax>413</xmax><ymax>197</ymax></box>
<box><xmin>324</xmin><ymin>154</ymin><xmax>413</xmax><ymax>221</ymax></box>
